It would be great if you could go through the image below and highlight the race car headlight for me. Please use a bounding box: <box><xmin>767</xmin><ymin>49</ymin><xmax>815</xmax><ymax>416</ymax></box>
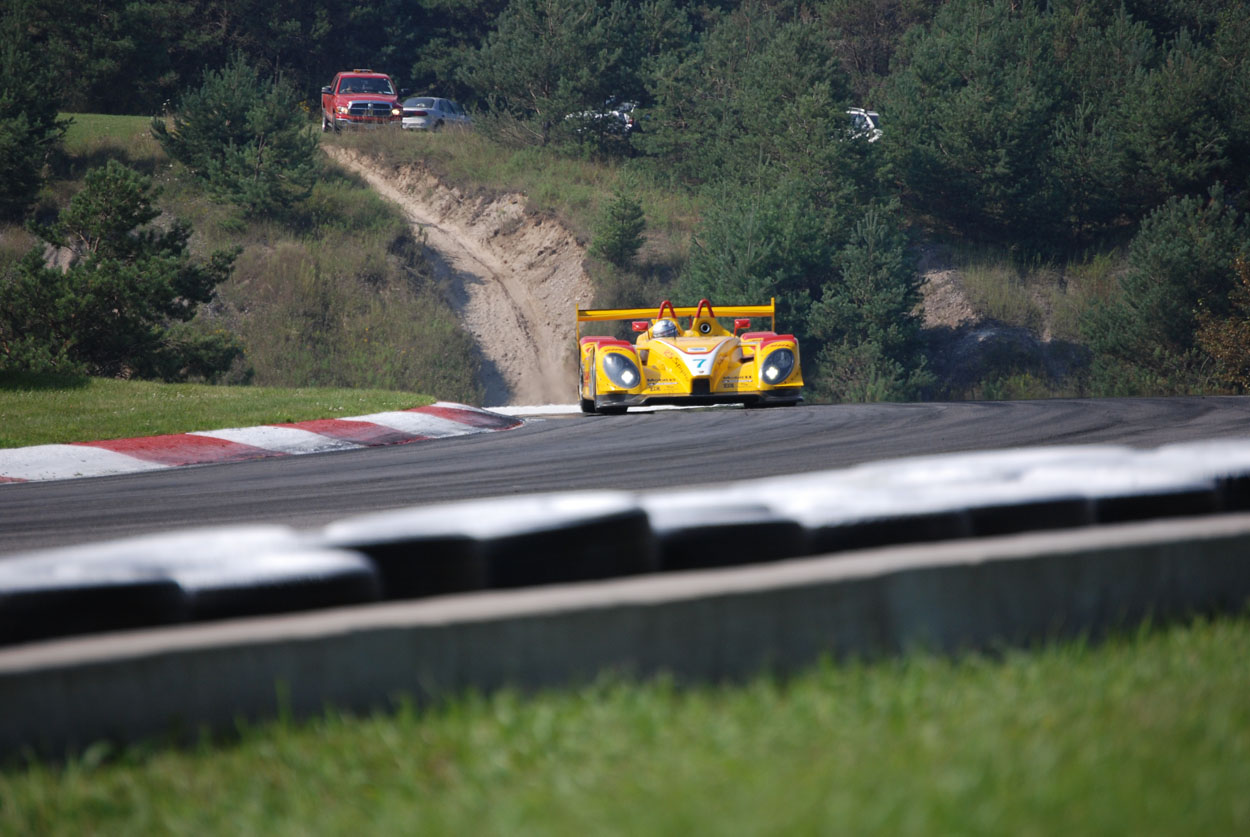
<box><xmin>761</xmin><ymin>348</ymin><xmax>795</xmax><ymax>384</ymax></box>
<box><xmin>602</xmin><ymin>352</ymin><xmax>641</xmax><ymax>388</ymax></box>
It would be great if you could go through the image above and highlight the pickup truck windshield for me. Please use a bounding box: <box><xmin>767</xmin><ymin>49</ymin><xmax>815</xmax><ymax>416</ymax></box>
<box><xmin>341</xmin><ymin>77</ymin><xmax>394</xmax><ymax>95</ymax></box>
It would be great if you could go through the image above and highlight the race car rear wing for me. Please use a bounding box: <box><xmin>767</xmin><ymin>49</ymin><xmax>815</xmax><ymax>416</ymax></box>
<box><xmin>576</xmin><ymin>298</ymin><xmax>776</xmax><ymax>339</ymax></box>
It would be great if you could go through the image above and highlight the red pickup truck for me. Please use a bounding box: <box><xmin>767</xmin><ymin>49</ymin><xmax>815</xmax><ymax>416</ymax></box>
<box><xmin>320</xmin><ymin>70</ymin><xmax>403</xmax><ymax>131</ymax></box>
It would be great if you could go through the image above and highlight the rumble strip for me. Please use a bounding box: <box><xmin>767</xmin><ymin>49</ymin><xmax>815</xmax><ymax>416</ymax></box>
<box><xmin>0</xmin><ymin>402</ymin><xmax>522</xmax><ymax>483</ymax></box>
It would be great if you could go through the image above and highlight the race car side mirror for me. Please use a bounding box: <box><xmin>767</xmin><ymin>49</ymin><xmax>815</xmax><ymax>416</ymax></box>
<box><xmin>734</xmin><ymin>318</ymin><xmax>750</xmax><ymax>334</ymax></box>
<box><xmin>632</xmin><ymin>321</ymin><xmax>649</xmax><ymax>332</ymax></box>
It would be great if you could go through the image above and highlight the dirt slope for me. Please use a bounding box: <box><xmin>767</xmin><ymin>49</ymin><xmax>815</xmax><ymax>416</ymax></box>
<box><xmin>324</xmin><ymin>147</ymin><xmax>595</xmax><ymax>406</ymax></box>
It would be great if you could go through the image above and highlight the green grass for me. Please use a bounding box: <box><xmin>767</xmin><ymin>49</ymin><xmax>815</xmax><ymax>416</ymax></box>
<box><xmin>51</xmin><ymin>114</ymin><xmax>165</xmax><ymax>194</ymax></box>
<box><xmin>1047</xmin><ymin>251</ymin><xmax>1123</xmax><ymax>343</ymax></box>
<box><xmin>0</xmin><ymin>375</ymin><xmax>433</xmax><ymax>448</ymax></box>
<box><xmin>2</xmin><ymin>613</ymin><xmax>1248</xmax><ymax>834</ymax></box>
<box><xmin>61</xmin><ymin>114</ymin><xmax>156</xmax><ymax>152</ymax></box>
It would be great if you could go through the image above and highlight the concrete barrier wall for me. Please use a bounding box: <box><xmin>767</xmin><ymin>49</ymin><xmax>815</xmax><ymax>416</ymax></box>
<box><xmin>4</xmin><ymin>513</ymin><xmax>1249</xmax><ymax>759</ymax></box>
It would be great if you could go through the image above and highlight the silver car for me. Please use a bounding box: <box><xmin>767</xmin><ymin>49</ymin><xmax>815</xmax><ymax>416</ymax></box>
<box><xmin>401</xmin><ymin>97</ymin><xmax>471</xmax><ymax>131</ymax></box>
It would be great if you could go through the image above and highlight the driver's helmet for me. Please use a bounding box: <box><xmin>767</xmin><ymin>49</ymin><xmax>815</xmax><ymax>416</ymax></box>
<box><xmin>652</xmin><ymin>318</ymin><xmax>679</xmax><ymax>339</ymax></box>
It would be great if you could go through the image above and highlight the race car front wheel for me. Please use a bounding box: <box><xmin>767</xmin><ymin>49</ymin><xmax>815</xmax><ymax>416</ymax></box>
<box><xmin>580</xmin><ymin>355</ymin><xmax>629</xmax><ymax>414</ymax></box>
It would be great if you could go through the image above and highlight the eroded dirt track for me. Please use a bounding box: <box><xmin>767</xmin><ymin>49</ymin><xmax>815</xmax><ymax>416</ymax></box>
<box><xmin>324</xmin><ymin>147</ymin><xmax>594</xmax><ymax>406</ymax></box>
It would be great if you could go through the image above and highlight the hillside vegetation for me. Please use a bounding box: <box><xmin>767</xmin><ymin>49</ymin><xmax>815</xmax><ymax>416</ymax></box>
<box><xmin>1</xmin><ymin>114</ymin><xmax>482</xmax><ymax>403</ymax></box>
<box><xmin>3</xmin><ymin>0</ymin><xmax>1249</xmax><ymax>403</ymax></box>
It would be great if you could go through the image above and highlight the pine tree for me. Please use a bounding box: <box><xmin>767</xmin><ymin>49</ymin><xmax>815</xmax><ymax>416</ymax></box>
<box><xmin>882</xmin><ymin>0</ymin><xmax>1062</xmax><ymax>243</ymax></box>
<box><xmin>459</xmin><ymin>0</ymin><xmax>627</xmax><ymax>145</ymax></box>
<box><xmin>678</xmin><ymin>179</ymin><xmax>836</xmax><ymax>339</ymax></box>
<box><xmin>0</xmin><ymin>5</ymin><xmax>70</xmax><ymax>221</ymax></box>
<box><xmin>152</xmin><ymin>53</ymin><xmax>318</xmax><ymax>216</ymax></box>
<box><xmin>1082</xmin><ymin>185</ymin><xmax>1249</xmax><ymax>395</ymax></box>
<box><xmin>807</xmin><ymin>208</ymin><xmax>930</xmax><ymax>402</ymax></box>
<box><xmin>0</xmin><ymin>161</ymin><xmax>241</xmax><ymax>379</ymax></box>
<box><xmin>589</xmin><ymin>188</ymin><xmax>646</xmax><ymax>269</ymax></box>
<box><xmin>639</xmin><ymin>5</ymin><xmax>854</xmax><ymax>188</ymax></box>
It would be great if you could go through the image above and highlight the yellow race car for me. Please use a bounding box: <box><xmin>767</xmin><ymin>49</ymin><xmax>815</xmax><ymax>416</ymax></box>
<box><xmin>576</xmin><ymin>298</ymin><xmax>803</xmax><ymax>414</ymax></box>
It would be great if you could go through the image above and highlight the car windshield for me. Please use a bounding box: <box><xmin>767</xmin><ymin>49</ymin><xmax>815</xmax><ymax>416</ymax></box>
<box><xmin>405</xmin><ymin>98</ymin><xmax>436</xmax><ymax>108</ymax></box>
<box><xmin>344</xmin><ymin>77</ymin><xmax>393</xmax><ymax>95</ymax></box>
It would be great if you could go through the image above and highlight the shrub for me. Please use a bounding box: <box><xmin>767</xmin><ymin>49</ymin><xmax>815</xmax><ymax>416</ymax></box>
<box><xmin>883</xmin><ymin>0</ymin><xmax>1061</xmax><ymax>244</ymax></box>
<box><xmin>1196</xmin><ymin>257</ymin><xmax>1250</xmax><ymax>392</ymax></box>
<box><xmin>0</xmin><ymin>160</ymin><xmax>242</xmax><ymax>379</ymax></box>
<box><xmin>588</xmin><ymin>188</ymin><xmax>645</xmax><ymax>269</ymax></box>
<box><xmin>1082</xmin><ymin>185</ymin><xmax>1249</xmax><ymax>395</ymax></box>
<box><xmin>152</xmin><ymin>53</ymin><xmax>318</xmax><ymax>216</ymax></box>
<box><xmin>808</xmin><ymin>208</ymin><xmax>932</xmax><ymax>402</ymax></box>
<box><xmin>678</xmin><ymin>178</ymin><xmax>834</xmax><ymax>339</ymax></box>
<box><xmin>0</xmin><ymin>7</ymin><xmax>70</xmax><ymax>221</ymax></box>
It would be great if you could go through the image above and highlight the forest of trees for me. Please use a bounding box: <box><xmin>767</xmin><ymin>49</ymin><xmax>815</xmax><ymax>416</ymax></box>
<box><xmin>3</xmin><ymin>0</ymin><xmax>1249</xmax><ymax>398</ymax></box>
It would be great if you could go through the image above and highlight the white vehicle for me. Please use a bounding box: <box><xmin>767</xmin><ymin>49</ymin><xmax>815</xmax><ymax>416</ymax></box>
<box><xmin>401</xmin><ymin>97</ymin><xmax>471</xmax><ymax>131</ymax></box>
<box><xmin>846</xmin><ymin>107</ymin><xmax>883</xmax><ymax>142</ymax></box>
<box><xmin>566</xmin><ymin>99</ymin><xmax>638</xmax><ymax>136</ymax></box>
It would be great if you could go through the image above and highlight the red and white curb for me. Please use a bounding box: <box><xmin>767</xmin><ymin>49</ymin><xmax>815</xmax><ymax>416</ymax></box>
<box><xmin>0</xmin><ymin>402</ymin><xmax>522</xmax><ymax>484</ymax></box>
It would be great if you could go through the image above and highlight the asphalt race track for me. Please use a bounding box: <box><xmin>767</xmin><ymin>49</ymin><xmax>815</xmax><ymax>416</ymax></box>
<box><xmin>3</xmin><ymin>396</ymin><xmax>1249</xmax><ymax>556</ymax></box>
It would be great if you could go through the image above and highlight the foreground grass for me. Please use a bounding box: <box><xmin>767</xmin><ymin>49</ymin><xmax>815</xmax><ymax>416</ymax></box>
<box><xmin>0</xmin><ymin>375</ymin><xmax>433</xmax><ymax>448</ymax></box>
<box><xmin>3</xmin><ymin>614</ymin><xmax>1248</xmax><ymax>834</ymax></box>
